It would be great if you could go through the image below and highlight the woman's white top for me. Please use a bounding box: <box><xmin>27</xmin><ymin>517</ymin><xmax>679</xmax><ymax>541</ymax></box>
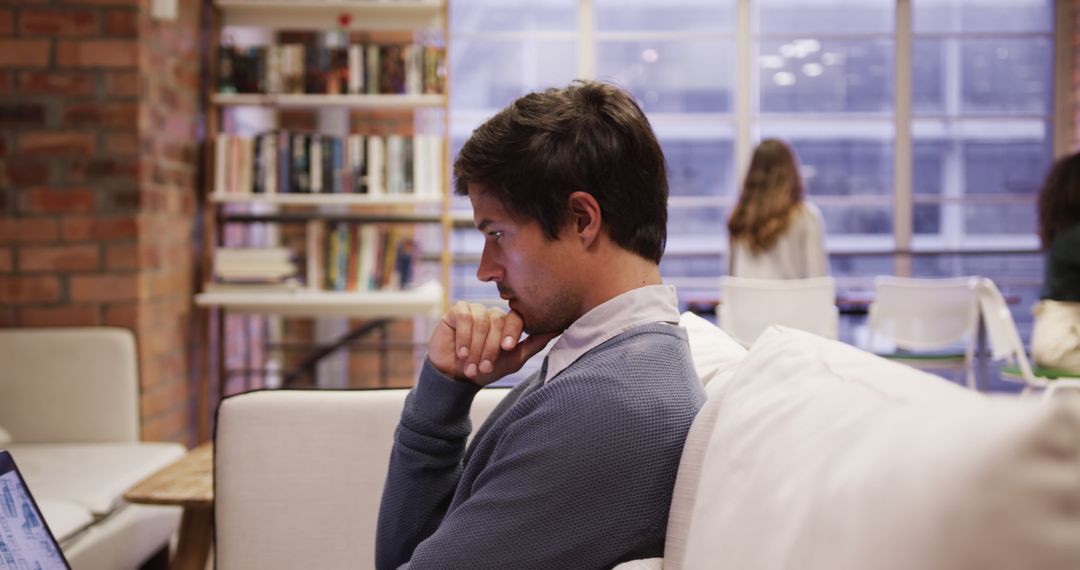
<box><xmin>728</xmin><ymin>202</ymin><xmax>828</xmax><ymax>279</ymax></box>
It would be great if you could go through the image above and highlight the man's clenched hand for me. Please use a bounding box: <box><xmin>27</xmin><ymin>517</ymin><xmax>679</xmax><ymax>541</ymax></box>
<box><xmin>429</xmin><ymin>302</ymin><xmax>559</xmax><ymax>386</ymax></box>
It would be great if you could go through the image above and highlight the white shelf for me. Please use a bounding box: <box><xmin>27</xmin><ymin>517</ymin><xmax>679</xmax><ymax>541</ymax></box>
<box><xmin>217</xmin><ymin>0</ymin><xmax>443</xmax><ymax>30</ymax></box>
<box><xmin>195</xmin><ymin>280</ymin><xmax>442</xmax><ymax>317</ymax></box>
<box><xmin>209</xmin><ymin>192</ymin><xmax>443</xmax><ymax>206</ymax></box>
<box><xmin>211</xmin><ymin>93</ymin><xmax>445</xmax><ymax>110</ymax></box>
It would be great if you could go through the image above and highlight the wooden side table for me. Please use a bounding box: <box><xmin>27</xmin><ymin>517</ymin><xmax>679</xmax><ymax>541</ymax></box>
<box><xmin>124</xmin><ymin>442</ymin><xmax>214</xmax><ymax>570</ymax></box>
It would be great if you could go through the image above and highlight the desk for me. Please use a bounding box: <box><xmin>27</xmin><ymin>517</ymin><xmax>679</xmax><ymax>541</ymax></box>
<box><xmin>124</xmin><ymin>442</ymin><xmax>213</xmax><ymax>570</ymax></box>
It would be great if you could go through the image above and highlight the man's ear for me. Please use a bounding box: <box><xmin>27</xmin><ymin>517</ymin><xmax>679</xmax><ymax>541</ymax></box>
<box><xmin>567</xmin><ymin>191</ymin><xmax>601</xmax><ymax>248</ymax></box>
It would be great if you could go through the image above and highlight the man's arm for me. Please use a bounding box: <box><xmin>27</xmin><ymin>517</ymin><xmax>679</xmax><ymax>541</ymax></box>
<box><xmin>376</xmin><ymin>302</ymin><xmax>558</xmax><ymax>570</ymax></box>
<box><xmin>394</xmin><ymin>384</ymin><xmax>679</xmax><ymax>570</ymax></box>
<box><xmin>375</xmin><ymin>360</ymin><xmax>480</xmax><ymax>570</ymax></box>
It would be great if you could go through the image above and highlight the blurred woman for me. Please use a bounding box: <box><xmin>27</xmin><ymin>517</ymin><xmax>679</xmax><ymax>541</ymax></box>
<box><xmin>1031</xmin><ymin>151</ymin><xmax>1080</xmax><ymax>373</ymax></box>
<box><xmin>727</xmin><ymin>139</ymin><xmax>828</xmax><ymax>279</ymax></box>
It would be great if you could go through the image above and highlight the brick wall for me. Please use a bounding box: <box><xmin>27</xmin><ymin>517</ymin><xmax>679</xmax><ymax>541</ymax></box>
<box><xmin>0</xmin><ymin>0</ymin><xmax>201</xmax><ymax>445</ymax></box>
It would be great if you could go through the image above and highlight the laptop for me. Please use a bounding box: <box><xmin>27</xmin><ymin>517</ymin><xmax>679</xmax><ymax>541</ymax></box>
<box><xmin>0</xmin><ymin>450</ymin><xmax>71</xmax><ymax>570</ymax></box>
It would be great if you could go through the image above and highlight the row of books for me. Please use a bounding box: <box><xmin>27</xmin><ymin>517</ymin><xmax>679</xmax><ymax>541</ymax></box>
<box><xmin>218</xmin><ymin>43</ymin><xmax>446</xmax><ymax>96</ymax></box>
<box><xmin>214</xmin><ymin>132</ymin><xmax>444</xmax><ymax>196</ymax></box>
<box><xmin>209</xmin><ymin>224</ymin><xmax>418</xmax><ymax>293</ymax></box>
<box><xmin>316</xmin><ymin>224</ymin><xmax>417</xmax><ymax>292</ymax></box>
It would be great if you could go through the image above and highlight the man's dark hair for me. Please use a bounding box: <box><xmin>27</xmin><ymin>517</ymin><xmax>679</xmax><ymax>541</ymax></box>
<box><xmin>453</xmin><ymin>80</ymin><xmax>668</xmax><ymax>264</ymax></box>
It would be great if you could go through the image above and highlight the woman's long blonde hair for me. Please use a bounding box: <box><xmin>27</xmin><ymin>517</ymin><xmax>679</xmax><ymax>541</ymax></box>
<box><xmin>728</xmin><ymin>139</ymin><xmax>805</xmax><ymax>254</ymax></box>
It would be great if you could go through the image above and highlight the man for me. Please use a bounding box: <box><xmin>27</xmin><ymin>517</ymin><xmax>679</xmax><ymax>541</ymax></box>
<box><xmin>375</xmin><ymin>80</ymin><xmax>706</xmax><ymax>570</ymax></box>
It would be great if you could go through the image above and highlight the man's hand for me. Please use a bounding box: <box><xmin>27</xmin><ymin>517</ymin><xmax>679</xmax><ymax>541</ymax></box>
<box><xmin>429</xmin><ymin>302</ymin><xmax>559</xmax><ymax>386</ymax></box>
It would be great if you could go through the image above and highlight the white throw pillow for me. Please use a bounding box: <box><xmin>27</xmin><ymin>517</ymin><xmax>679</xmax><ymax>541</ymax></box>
<box><xmin>678</xmin><ymin>311</ymin><xmax>746</xmax><ymax>386</ymax></box>
<box><xmin>670</xmin><ymin>326</ymin><xmax>1080</xmax><ymax>570</ymax></box>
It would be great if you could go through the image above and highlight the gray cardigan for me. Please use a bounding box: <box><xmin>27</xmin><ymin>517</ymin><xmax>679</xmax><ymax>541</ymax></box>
<box><xmin>376</xmin><ymin>322</ymin><xmax>705</xmax><ymax>570</ymax></box>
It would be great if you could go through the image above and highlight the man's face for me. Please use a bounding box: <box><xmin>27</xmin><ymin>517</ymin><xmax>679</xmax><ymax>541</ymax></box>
<box><xmin>469</xmin><ymin>184</ymin><xmax>583</xmax><ymax>335</ymax></box>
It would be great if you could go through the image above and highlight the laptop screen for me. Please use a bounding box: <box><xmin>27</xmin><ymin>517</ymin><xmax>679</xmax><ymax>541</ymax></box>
<box><xmin>0</xmin><ymin>451</ymin><xmax>71</xmax><ymax>570</ymax></box>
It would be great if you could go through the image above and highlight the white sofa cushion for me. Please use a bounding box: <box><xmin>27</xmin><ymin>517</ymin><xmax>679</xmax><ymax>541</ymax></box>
<box><xmin>667</xmin><ymin>326</ymin><xmax>1080</xmax><ymax>570</ymax></box>
<box><xmin>8</xmin><ymin>442</ymin><xmax>186</xmax><ymax>515</ymax></box>
<box><xmin>36</xmin><ymin>499</ymin><xmax>95</xmax><ymax>543</ymax></box>
<box><xmin>679</xmin><ymin>311</ymin><xmax>746</xmax><ymax>385</ymax></box>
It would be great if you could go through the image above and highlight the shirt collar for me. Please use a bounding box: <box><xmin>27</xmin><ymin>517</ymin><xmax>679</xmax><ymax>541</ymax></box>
<box><xmin>543</xmin><ymin>284</ymin><xmax>680</xmax><ymax>383</ymax></box>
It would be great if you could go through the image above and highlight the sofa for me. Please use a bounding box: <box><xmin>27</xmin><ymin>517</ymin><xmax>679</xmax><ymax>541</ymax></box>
<box><xmin>0</xmin><ymin>327</ymin><xmax>186</xmax><ymax>569</ymax></box>
<box><xmin>214</xmin><ymin>312</ymin><xmax>1080</xmax><ymax>569</ymax></box>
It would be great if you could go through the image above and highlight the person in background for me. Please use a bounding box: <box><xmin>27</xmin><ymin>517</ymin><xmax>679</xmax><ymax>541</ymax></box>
<box><xmin>375</xmin><ymin>80</ymin><xmax>705</xmax><ymax>569</ymax></box>
<box><xmin>727</xmin><ymin>138</ymin><xmax>828</xmax><ymax>279</ymax></box>
<box><xmin>1031</xmin><ymin>151</ymin><xmax>1080</xmax><ymax>373</ymax></box>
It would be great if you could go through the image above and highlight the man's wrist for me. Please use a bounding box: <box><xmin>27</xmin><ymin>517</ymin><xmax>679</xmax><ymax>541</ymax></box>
<box><xmin>414</xmin><ymin>357</ymin><xmax>483</xmax><ymax>425</ymax></box>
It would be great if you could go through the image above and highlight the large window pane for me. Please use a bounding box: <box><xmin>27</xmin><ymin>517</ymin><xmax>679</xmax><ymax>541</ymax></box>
<box><xmin>597</xmin><ymin>40</ymin><xmax>734</xmax><ymax>113</ymax></box>
<box><xmin>662</xmin><ymin>139</ymin><xmax>733</xmax><ymax>197</ymax></box>
<box><xmin>451</xmin><ymin>40</ymin><xmax>576</xmax><ymax>110</ymax></box>
<box><xmin>451</xmin><ymin>0</ymin><xmax>577</xmax><ymax>33</ymax></box>
<box><xmin>964</xmin><ymin>141</ymin><xmax>1050</xmax><ymax>196</ymax></box>
<box><xmin>757</xmin><ymin>0</ymin><xmax>893</xmax><ymax>34</ymax></box>
<box><xmin>596</xmin><ymin>0</ymin><xmax>735</xmax><ymax>32</ymax></box>
<box><xmin>913</xmin><ymin>0</ymin><xmax>1053</xmax><ymax>33</ymax></box>
<box><xmin>758</xmin><ymin>38</ymin><xmax>894</xmax><ymax>113</ymax></box>
<box><xmin>960</xmin><ymin>38</ymin><xmax>1052</xmax><ymax>114</ymax></box>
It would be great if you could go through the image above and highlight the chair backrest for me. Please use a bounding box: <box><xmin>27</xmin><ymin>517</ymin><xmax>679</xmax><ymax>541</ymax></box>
<box><xmin>0</xmin><ymin>327</ymin><xmax>140</xmax><ymax>443</ymax></box>
<box><xmin>975</xmin><ymin>277</ymin><xmax>1036</xmax><ymax>382</ymax></box>
<box><xmin>214</xmin><ymin>388</ymin><xmax>509</xmax><ymax>570</ymax></box>
<box><xmin>719</xmin><ymin>276</ymin><xmax>838</xmax><ymax>346</ymax></box>
<box><xmin>868</xmin><ymin>276</ymin><xmax>980</xmax><ymax>351</ymax></box>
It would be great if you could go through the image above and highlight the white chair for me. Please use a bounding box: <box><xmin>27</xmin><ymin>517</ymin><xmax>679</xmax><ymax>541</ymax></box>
<box><xmin>866</xmin><ymin>276</ymin><xmax>980</xmax><ymax>389</ymax></box>
<box><xmin>975</xmin><ymin>277</ymin><xmax>1080</xmax><ymax>398</ymax></box>
<box><xmin>719</xmin><ymin>276</ymin><xmax>838</xmax><ymax>347</ymax></box>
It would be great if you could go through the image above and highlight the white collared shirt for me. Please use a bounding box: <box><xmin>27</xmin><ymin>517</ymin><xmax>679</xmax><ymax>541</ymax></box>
<box><xmin>542</xmin><ymin>284</ymin><xmax>681</xmax><ymax>383</ymax></box>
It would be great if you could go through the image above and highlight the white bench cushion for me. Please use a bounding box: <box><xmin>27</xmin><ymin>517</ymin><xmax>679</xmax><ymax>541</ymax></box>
<box><xmin>669</xmin><ymin>326</ymin><xmax>1080</xmax><ymax>570</ymax></box>
<box><xmin>8</xmin><ymin>442</ymin><xmax>186</xmax><ymax>515</ymax></box>
<box><xmin>36</xmin><ymin>499</ymin><xmax>95</xmax><ymax>543</ymax></box>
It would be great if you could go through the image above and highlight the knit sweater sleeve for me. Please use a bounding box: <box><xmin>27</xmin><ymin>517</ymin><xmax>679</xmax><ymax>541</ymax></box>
<box><xmin>375</xmin><ymin>358</ymin><xmax>482</xmax><ymax>570</ymax></box>
<box><xmin>394</xmin><ymin>383</ymin><xmax>682</xmax><ymax>570</ymax></box>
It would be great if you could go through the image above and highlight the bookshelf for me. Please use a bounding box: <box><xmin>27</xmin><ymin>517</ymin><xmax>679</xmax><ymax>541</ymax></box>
<box><xmin>199</xmin><ymin>0</ymin><xmax>452</xmax><ymax>419</ymax></box>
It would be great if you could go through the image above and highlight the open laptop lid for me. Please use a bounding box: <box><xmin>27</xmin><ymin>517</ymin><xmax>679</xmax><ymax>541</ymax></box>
<box><xmin>0</xmin><ymin>450</ymin><xmax>71</xmax><ymax>570</ymax></box>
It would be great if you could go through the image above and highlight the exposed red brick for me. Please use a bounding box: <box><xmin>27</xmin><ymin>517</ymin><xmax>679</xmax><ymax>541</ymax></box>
<box><xmin>63</xmin><ymin>102</ymin><xmax>137</xmax><ymax>128</ymax></box>
<box><xmin>61</xmin><ymin>216</ymin><xmax>136</xmax><ymax>240</ymax></box>
<box><xmin>20</xmin><ymin>9</ymin><xmax>98</xmax><ymax>36</ymax></box>
<box><xmin>105</xmin><ymin>70</ymin><xmax>139</xmax><ymax>97</ymax></box>
<box><xmin>0</xmin><ymin>218</ymin><xmax>59</xmax><ymax>242</ymax></box>
<box><xmin>0</xmin><ymin>40</ymin><xmax>51</xmax><ymax>67</ymax></box>
<box><xmin>56</xmin><ymin>39</ymin><xmax>136</xmax><ymax>68</ymax></box>
<box><xmin>0</xmin><ymin>275</ymin><xmax>60</xmax><ymax>303</ymax></box>
<box><xmin>0</xmin><ymin>104</ymin><xmax>46</xmax><ymax>128</ymax></box>
<box><xmin>18</xmin><ymin>71</ymin><xmax>94</xmax><ymax>97</ymax></box>
<box><xmin>20</xmin><ymin>305</ymin><xmax>101</xmax><ymax>326</ymax></box>
<box><xmin>0</xmin><ymin>72</ymin><xmax>11</xmax><ymax>95</ymax></box>
<box><xmin>104</xmin><ymin>243</ymin><xmax>136</xmax><ymax>269</ymax></box>
<box><xmin>0</xmin><ymin>10</ymin><xmax>13</xmax><ymax>35</ymax></box>
<box><xmin>4</xmin><ymin>161</ymin><xmax>49</xmax><ymax>186</ymax></box>
<box><xmin>18</xmin><ymin>131</ymin><xmax>95</xmax><ymax>156</ymax></box>
<box><xmin>19</xmin><ymin>243</ymin><xmax>98</xmax><ymax>271</ymax></box>
<box><xmin>102</xmin><ymin>301</ymin><xmax>136</xmax><ymax>328</ymax></box>
<box><xmin>19</xmin><ymin>187</ymin><xmax>95</xmax><ymax>214</ymax></box>
<box><xmin>60</xmin><ymin>0</ymin><xmax>137</xmax><ymax>6</ymax></box>
<box><xmin>70</xmin><ymin>273</ymin><xmax>136</xmax><ymax>302</ymax></box>
<box><xmin>102</xmin><ymin>10</ymin><xmax>135</xmax><ymax>36</ymax></box>
<box><xmin>103</xmin><ymin>132</ymin><xmax>138</xmax><ymax>155</ymax></box>
<box><xmin>0</xmin><ymin>248</ymin><xmax>11</xmax><ymax>272</ymax></box>
<box><xmin>139</xmin><ymin>380</ymin><xmax>188</xmax><ymax>419</ymax></box>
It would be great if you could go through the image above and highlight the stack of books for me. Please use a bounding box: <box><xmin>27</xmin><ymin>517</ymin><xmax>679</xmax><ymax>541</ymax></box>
<box><xmin>209</xmin><ymin>247</ymin><xmax>301</xmax><ymax>292</ymax></box>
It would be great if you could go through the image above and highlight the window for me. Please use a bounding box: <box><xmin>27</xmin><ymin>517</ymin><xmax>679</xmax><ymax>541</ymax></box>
<box><xmin>449</xmin><ymin>0</ymin><xmax>1059</xmax><ymax>321</ymax></box>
